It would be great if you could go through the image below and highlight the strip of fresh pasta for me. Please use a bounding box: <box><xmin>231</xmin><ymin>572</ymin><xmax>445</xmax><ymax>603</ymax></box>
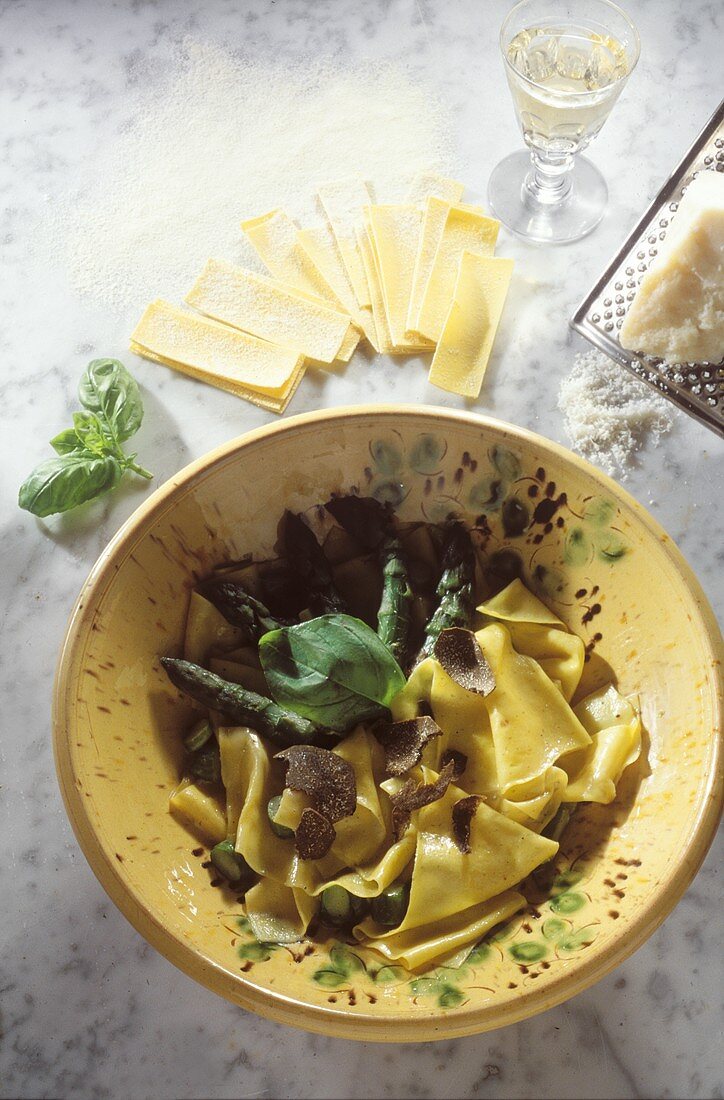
<box><xmin>130</xmin><ymin>302</ymin><xmax>306</xmax><ymax>413</ymax></box>
<box><xmin>241</xmin><ymin>208</ymin><xmax>343</xmax><ymax>307</ymax></box>
<box><xmin>428</xmin><ymin>252</ymin><xmax>514</xmax><ymax>398</ymax></box>
<box><xmin>266</xmin><ymin>283</ymin><xmax>359</xmax><ymax>361</ymax></box>
<box><xmin>360</xmin><ymin>211</ymin><xmax>432</xmax><ymax>355</ymax></box>
<box><xmin>367</xmin><ymin>204</ymin><xmax>435</xmax><ymax>350</ymax></box>
<box><xmin>129</xmin><ymin>340</ymin><xmax>306</xmax><ymax>414</ymax></box>
<box><xmin>405</xmin><ymin>171</ymin><xmax>465</xmax><ymax>206</ymax></box>
<box><xmin>297</xmin><ymin>224</ymin><xmax>379</xmax><ymax>351</ymax></box>
<box><xmin>355</xmin><ymin>226</ymin><xmax>384</xmax><ymax>352</ymax></box>
<box><xmin>186</xmin><ymin>259</ymin><xmax>353</xmax><ymax>364</ymax></box>
<box><xmin>241</xmin><ymin>213</ymin><xmax>362</xmax><ymax>363</ymax></box>
<box><xmin>406</xmin><ymin>198</ymin><xmax>484</xmax><ymax>337</ymax></box>
<box><xmin>317</xmin><ymin>178</ymin><xmax>374</xmax><ymax>309</ymax></box>
<box><xmin>415</xmin><ymin>207</ymin><xmax>500</xmax><ymax>343</ymax></box>
<box><xmin>130</xmin><ymin>299</ymin><xmax>304</xmax><ymax>394</ymax></box>
<box><xmin>334</xmin><ymin>326</ymin><xmax>361</xmax><ymax>362</ymax></box>
<box><xmin>169</xmin><ymin>779</ymin><xmax>226</xmax><ymax>844</ymax></box>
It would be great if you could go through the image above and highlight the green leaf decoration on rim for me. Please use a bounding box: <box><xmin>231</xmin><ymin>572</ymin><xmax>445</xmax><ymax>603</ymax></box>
<box><xmin>373</xmin><ymin>965</ymin><xmax>407</xmax><ymax>985</ymax></box>
<box><xmin>509</xmin><ymin>941</ymin><xmax>547</xmax><ymax>963</ymax></box>
<box><xmin>550</xmin><ymin>891</ymin><xmax>587</xmax><ymax>914</ymax></box>
<box><xmin>595</xmin><ymin>530</ymin><xmax>629</xmax><ymax>561</ymax></box>
<box><xmin>369</xmin><ymin>437</ymin><xmax>403</xmax><ymax>475</ymax></box>
<box><xmin>583</xmin><ymin>497</ymin><xmax>617</xmax><ymax>527</ymax></box>
<box><xmin>312</xmin><ymin>968</ymin><xmax>349</xmax><ymax>989</ymax></box>
<box><xmin>542</xmin><ymin>917</ymin><xmax>569</xmax><ymax>941</ymax></box>
<box><xmin>491</xmin><ymin>445</ymin><xmax>521</xmax><ymax>483</ymax></box>
<box><xmin>557</xmin><ymin>925</ymin><xmax>600</xmax><ymax>953</ymax></box>
<box><xmin>329</xmin><ymin>944</ymin><xmax>366</xmax><ymax>976</ymax></box>
<box><xmin>238</xmin><ymin>941</ymin><xmax>278</xmax><ymax>962</ymax></box>
<box><xmin>564</xmin><ymin>526</ymin><xmax>591</xmax><ymax>565</ymax></box>
<box><xmin>409</xmin><ymin>977</ymin><xmax>465</xmax><ymax>1009</ymax></box>
<box><xmin>465</xmin><ymin>942</ymin><xmax>492</xmax><ymax>966</ymax></box>
<box><xmin>409</xmin><ymin>433</ymin><xmax>447</xmax><ymax>474</ymax></box>
<box><xmin>551</xmin><ymin>869</ymin><xmax>584</xmax><ymax>894</ymax></box>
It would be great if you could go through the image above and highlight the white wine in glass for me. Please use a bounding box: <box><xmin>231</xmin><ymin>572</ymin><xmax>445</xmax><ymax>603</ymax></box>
<box><xmin>488</xmin><ymin>0</ymin><xmax>640</xmax><ymax>244</ymax></box>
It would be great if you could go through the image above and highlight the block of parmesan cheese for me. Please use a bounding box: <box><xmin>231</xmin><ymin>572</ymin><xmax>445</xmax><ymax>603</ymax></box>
<box><xmin>619</xmin><ymin>172</ymin><xmax>724</xmax><ymax>364</ymax></box>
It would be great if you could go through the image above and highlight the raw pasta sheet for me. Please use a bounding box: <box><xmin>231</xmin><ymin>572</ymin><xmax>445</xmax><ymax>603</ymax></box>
<box><xmin>416</xmin><ymin>207</ymin><xmax>500</xmax><ymax>342</ymax></box>
<box><xmin>428</xmin><ymin>252</ymin><xmax>514</xmax><ymax>397</ymax></box>
<box><xmin>186</xmin><ymin>259</ymin><xmax>353</xmax><ymax>363</ymax></box>
<box><xmin>130</xmin><ymin>299</ymin><xmax>306</xmax><ymax>411</ymax></box>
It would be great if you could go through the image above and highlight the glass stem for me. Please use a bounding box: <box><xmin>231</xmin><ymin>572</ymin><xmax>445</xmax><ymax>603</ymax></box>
<box><xmin>525</xmin><ymin>149</ymin><xmax>575</xmax><ymax>207</ymax></box>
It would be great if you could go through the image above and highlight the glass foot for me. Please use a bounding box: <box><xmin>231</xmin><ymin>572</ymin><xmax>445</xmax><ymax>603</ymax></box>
<box><xmin>487</xmin><ymin>150</ymin><xmax>608</xmax><ymax>244</ymax></box>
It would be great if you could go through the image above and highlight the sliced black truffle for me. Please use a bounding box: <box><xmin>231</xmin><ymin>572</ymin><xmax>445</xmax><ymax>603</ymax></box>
<box><xmin>375</xmin><ymin>716</ymin><xmax>443</xmax><ymax>776</ymax></box>
<box><xmin>295</xmin><ymin>807</ymin><xmax>336</xmax><ymax>860</ymax></box>
<box><xmin>452</xmin><ymin>795</ymin><xmax>483</xmax><ymax>853</ymax></box>
<box><xmin>440</xmin><ymin>748</ymin><xmax>468</xmax><ymax>780</ymax></box>
<box><xmin>275</xmin><ymin>745</ymin><xmax>357</xmax><ymax>823</ymax></box>
<box><xmin>433</xmin><ymin>628</ymin><xmax>496</xmax><ymax>696</ymax></box>
<box><xmin>390</xmin><ymin>759</ymin><xmax>456</xmax><ymax>841</ymax></box>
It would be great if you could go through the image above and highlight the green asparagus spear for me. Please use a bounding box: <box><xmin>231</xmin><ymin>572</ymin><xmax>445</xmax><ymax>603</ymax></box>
<box><xmin>377</xmin><ymin>534</ymin><xmax>414</xmax><ymax>668</ymax></box>
<box><xmin>198</xmin><ymin>579</ymin><xmax>292</xmax><ymax>640</ymax></box>
<box><xmin>320</xmin><ymin>884</ymin><xmax>354</xmax><ymax>926</ymax></box>
<box><xmin>542</xmin><ymin>803</ymin><xmax>575</xmax><ymax>843</ymax></box>
<box><xmin>325</xmin><ymin>495</ymin><xmax>413</xmax><ymax>667</ymax></box>
<box><xmin>187</xmin><ymin>740</ymin><xmax>221</xmax><ymax>784</ymax></box>
<box><xmin>319</xmin><ymin>884</ymin><xmax>369</xmax><ymax>926</ymax></box>
<box><xmin>267</xmin><ymin>794</ymin><xmax>294</xmax><ymax>839</ymax></box>
<box><xmin>418</xmin><ymin>522</ymin><xmax>475</xmax><ymax>661</ymax></box>
<box><xmin>183</xmin><ymin>717</ymin><xmax>214</xmax><ymax>753</ymax></box>
<box><xmin>210</xmin><ymin>840</ymin><xmax>255</xmax><ymax>886</ymax></box>
<box><xmin>277</xmin><ymin>510</ymin><xmax>346</xmax><ymax>615</ymax></box>
<box><xmin>160</xmin><ymin>657</ymin><xmax>323</xmax><ymax>746</ymax></box>
<box><xmin>371</xmin><ymin>882</ymin><xmax>409</xmax><ymax>928</ymax></box>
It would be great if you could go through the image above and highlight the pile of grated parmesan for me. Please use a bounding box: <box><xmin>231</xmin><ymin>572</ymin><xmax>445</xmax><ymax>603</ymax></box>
<box><xmin>48</xmin><ymin>40</ymin><xmax>457</xmax><ymax>317</ymax></box>
<box><xmin>558</xmin><ymin>350</ymin><xmax>676</xmax><ymax>477</ymax></box>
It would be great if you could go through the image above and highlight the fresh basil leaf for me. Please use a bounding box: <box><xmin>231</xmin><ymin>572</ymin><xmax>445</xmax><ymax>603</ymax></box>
<box><xmin>18</xmin><ymin>453</ymin><xmax>122</xmax><ymax>517</ymax></box>
<box><xmin>50</xmin><ymin>428</ymin><xmax>84</xmax><ymax>455</ymax></box>
<box><xmin>259</xmin><ymin>614</ymin><xmax>406</xmax><ymax>731</ymax></box>
<box><xmin>78</xmin><ymin>358</ymin><xmax>144</xmax><ymax>443</ymax></box>
<box><xmin>72</xmin><ymin>410</ymin><xmax>114</xmax><ymax>456</ymax></box>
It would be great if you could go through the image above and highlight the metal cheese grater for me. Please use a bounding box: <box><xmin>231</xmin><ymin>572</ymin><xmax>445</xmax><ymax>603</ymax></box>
<box><xmin>571</xmin><ymin>99</ymin><xmax>724</xmax><ymax>439</ymax></box>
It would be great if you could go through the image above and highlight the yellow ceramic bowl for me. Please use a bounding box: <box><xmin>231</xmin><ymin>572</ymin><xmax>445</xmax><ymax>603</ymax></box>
<box><xmin>54</xmin><ymin>407</ymin><xmax>723</xmax><ymax>1041</ymax></box>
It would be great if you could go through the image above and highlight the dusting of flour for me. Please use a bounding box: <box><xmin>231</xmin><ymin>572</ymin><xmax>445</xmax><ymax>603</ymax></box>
<box><xmin>48</xmin><ymin>40</ymin><xmax>457</xmax><ymax>316</ymax></box>
<box><xmin>558</xmin><ymin>351</ymin><xmax>675</xmax><ymax>477</ymax></box>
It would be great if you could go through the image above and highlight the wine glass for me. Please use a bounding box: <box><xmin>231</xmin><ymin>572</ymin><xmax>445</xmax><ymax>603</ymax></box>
<box><xmin>487</xmin><ymin>0</ymin><xmax>640</xmax><ymax>244</ymax></box>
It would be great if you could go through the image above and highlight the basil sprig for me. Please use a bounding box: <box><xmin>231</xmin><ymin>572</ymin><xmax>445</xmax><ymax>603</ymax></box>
<box><xmin>19</xmin><ymin>358</ymin><xmax>152</xmax><ymax>518</ymax></box>
<box><xmin>259</xmin><ymin>614</ymin><xmax>406</xmax><ymax>731</ymax></box>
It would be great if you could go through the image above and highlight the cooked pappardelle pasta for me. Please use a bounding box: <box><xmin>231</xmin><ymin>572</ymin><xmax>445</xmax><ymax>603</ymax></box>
<box><xmin>161</xmin><ymin>496</ymin><xmax>641</xmax><ymax>971</ymax></box>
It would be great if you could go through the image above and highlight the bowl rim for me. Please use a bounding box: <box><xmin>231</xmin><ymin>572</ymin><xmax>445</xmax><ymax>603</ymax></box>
<box><xmin>53</xmin><ymin>405</ymin><xmax>724</xmax><ymax>1042</ymax></box>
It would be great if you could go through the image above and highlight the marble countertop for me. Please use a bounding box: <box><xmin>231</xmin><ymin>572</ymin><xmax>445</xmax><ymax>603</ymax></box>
<box><xmin>2</xmin><ymin>1</ymin><xmax>722</xmax><ymax>1097</ymax></box>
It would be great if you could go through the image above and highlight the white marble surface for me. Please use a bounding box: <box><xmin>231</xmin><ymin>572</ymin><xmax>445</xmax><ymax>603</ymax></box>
<box><xmin>1</xmin><ymin>1</ymin><xmax>722</xmax><ymax>1097</ymax></box>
